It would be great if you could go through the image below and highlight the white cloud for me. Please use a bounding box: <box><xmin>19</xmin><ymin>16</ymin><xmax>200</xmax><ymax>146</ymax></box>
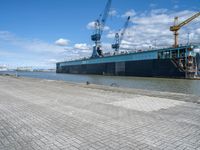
<box><xmin>101</xmin><ymin>43</ymin><xmax>113</xmax><ymax>53</ymax></box>
<box><xmin>196</xmin><ymin>28</ymin><xmax>200</xmax><ymax>34</ymax></box>
<box><xmin>132</xmin><ymin>14</ymin><xmax>171</xmax><ymax>25</ymax></box>
<box><xmin>55</xmin><ymin>38</ymin><xmax>69</xmax><ymax>46</ymax></box>
<box><xmin>87</xmin><ymin>21</ymin><xmax>96</xmax><ymax>30</ymax></box>
<box><xmin>103</xmin><ymin>26</ymin><xmax>110</xmax><ymax>31</ymax></box>
<box><xmin>109</xmin><ymin>9</ymin><xmax>117</xmax><ymax>16</ymax></box>
<box><xmin>24</xmin><ymin>39</ymin><xmax>65</xmax><ymax>54</ymax></box>
<box><xmin>0</xmin><ymin>31</ymin><xmax>14</xmax><ymax>40</ymax></box>
<box><xmin>150</xmin><ymin>9</ymin><xmax>168</xmax><ymax>15</ymax></box>
<box><xmin>0</xmin><ymin>31</ymin><xmax>66</xmax><ymax>54</ymax></box>
<box><xmin>87</xmin><ymin>21</ymin><xmax>110</xmax><ymax>31</ymax></box>
<box><xmin>122</xmin><ymin>9</ymin><xmax>136</xmax><ymax>18</ymax></box>
<box><xmin>110</xmin><ymin>9</ymin><xmax>200</xmax><ymax>51</ymax></box>
<box><xmin>74</xmin><ymin>43</ymin><xmax>90</xmax><ymax>50</ymax></box>
<box><xmin>0</xmin><ymin>32</ymin><xmax>93</xmax><ymax>65</ymax></box>
<box><xmin>107</xmin><ymin>31</ymin><xmax>116</xmax><ymax>39</ymax></box>
<box><xmin>45</xmin><ymin>59</ymin><xmax>57</xmax><ymax>64</ymax></box>
<box><xmin>0</xmin><ymin>31</ymin><xmax>70</xmax><ymax>68</ymax></box>
<box><xmin>0</xmin><ymin>50</ymin><xmax>18</xmax><ymax>58</ymax></box>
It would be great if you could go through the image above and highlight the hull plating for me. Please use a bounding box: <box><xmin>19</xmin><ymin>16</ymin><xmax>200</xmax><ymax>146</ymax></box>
<box><xmin>57</xmin><ymin>59</ymin><xmax>185</xmax><ymax>78</ymax></box>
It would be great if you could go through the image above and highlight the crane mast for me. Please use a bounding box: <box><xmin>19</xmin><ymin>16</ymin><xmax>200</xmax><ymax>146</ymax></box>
<box><xmin>112</xmin><ymin>16</ymin><xmax>130</xmax><ymax>54</ymax></box>
<box><xmin>91</xmin><ymin>0</ymin><xmax>112</xmax><ymax>57</ymax></box>
<box><xmin>170</xmin><ymin>12</ymin><xmax>200</xmax><ymax>48</ymax></box>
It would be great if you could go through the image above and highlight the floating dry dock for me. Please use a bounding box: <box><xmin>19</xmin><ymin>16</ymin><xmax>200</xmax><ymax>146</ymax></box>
<box><xmin>57</xmin><ymin>45</ymin><xmax>200</xmax><ymax>79</ymax></box>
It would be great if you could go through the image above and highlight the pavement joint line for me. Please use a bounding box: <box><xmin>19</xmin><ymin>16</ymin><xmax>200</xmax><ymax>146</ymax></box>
<box><xmin>0</xmin><ymin>76</ymin><xmax>200</xmax><ymax>150</ymax></box>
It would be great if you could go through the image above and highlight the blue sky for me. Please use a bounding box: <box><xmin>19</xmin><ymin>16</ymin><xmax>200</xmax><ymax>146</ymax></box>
<box><xmin>0</xmin><ymin>0</ymin><xmax>199</xmax><ymax>69</ymax></box>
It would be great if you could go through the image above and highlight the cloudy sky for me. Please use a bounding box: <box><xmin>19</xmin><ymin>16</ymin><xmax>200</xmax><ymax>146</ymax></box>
<box><xmin>0</xmin><ymin>0</ymin><xmax>199</xmax><ymax>69</ymax></box>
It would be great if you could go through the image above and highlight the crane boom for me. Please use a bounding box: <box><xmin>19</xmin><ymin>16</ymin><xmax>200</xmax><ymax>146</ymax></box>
<box><xmin>100</xmin><ymin>0</ymin><xmax>112</xmax><ymax>35</ymax></box>
<box><xmin>179</xmin><ymin>12</ymin><xmax>200</xmax><ymax>28</ymax></box>
<box><xmin>112</xmin><ymin>16</ymin><xmax>130</xmax><ymax>53</ymax></box>
<box><xmin>91</xmin><ymin>0</ymin><xmax>112</xmax><ymax>57</ymax></box>
<box><xmin>170</xmin><ymin>12</ymin><xmax>200</xmax><ymax>47</ymax></box>
<box><xmin>119</xmin><ymin>16</ymin><xmax>130</xmax><ymax>45</ymax></box>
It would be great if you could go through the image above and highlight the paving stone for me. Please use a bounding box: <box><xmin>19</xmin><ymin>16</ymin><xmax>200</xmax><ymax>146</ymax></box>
<box><xmin>0</xmin><ymin>76</ymin><xmax>200</xmax><ymax>150</ymax></box>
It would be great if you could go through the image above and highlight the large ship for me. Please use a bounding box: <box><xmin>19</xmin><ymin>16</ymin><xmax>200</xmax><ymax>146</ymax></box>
<box><xmin>56</xmin><ymin>0</ymin><xmax>200</xmax><ymax>79</ymax></box>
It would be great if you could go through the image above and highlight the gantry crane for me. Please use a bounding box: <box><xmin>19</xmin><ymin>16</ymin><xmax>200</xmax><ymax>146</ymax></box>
<box><xmin>170</xmin><ymin>12</ymin><xmax>200</xmax><ymax>48</ymax></box>
<box><xmin>112</xmin><ymin>16</ymin><xmax>130</xmax><ymax>54</ymax></box>
<box><xmin>91</xmin><ymin>0</ymin><xmax>112</xmax><ymax>57</ymax></box>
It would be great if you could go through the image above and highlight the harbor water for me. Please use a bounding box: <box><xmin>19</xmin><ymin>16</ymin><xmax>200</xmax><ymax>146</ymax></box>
<box><xmin>1</xmin><ymin>71</ymin><xmax>200</xmax><ymax>96</ymax></box>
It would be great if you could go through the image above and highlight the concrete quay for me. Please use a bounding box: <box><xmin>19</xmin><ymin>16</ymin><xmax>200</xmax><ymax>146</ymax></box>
<box><xmin>0</xmin><ymin>76</ymin><xmax>200</xmax><ymax>150</ymax></box>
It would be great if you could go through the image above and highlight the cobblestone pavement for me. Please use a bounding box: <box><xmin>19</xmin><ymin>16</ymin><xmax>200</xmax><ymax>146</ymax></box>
<box><xmin>0</xmin><ymin>76</ymin><xmax>200</xmax><ymax>150</ymax></box>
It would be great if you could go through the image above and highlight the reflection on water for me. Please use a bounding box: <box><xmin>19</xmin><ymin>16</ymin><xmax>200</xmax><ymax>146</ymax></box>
<box><xmin>1</xmin><ymin>71</ymin><xmax>200</xmax><ymax>96</ymax></box>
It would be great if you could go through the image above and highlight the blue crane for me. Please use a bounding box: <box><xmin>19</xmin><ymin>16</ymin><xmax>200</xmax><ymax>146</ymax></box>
<box><xmin>112</xmin><ymin>16</ymin><xmax>130</xmax><ymax>54</ymax></box>
<box><xmin>91</xmin><ymin>0</ymin><xmax>112</xmax><ymax>58</ymax></box>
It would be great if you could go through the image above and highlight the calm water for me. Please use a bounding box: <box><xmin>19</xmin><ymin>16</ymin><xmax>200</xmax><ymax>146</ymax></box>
<box><xmin>1</xmin><ymin>71</ymin><xmax>200</xmax><ymax>96</ymax></box>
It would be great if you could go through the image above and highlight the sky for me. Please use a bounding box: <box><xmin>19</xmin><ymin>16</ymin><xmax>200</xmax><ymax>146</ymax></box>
<box><xmin>0</xmin><ymin>0</ymin><xmax>199</xmax><ymax>69</ymax></box>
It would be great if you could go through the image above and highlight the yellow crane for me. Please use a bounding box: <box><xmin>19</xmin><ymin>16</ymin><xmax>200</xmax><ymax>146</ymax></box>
<box><xmin>170</xmin><ymin>12</ymin><xmax>200</xmax><ymax>48</ymax></box>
